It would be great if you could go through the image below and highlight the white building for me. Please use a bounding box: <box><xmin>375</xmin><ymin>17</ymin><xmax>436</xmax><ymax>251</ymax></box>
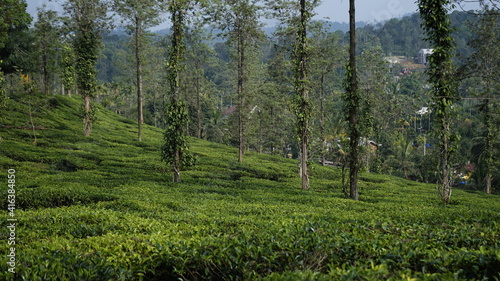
<box><xmin>418</xmin><ymin>49</ymin><xmax>434</xmax><ymax>64</ymax></box>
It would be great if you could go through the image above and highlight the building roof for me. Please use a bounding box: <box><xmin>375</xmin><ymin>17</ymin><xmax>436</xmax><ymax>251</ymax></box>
<box><xmin>419</xmin><ymin>49</ymin><xmax>434</xmax><ymax>54</ymax></box>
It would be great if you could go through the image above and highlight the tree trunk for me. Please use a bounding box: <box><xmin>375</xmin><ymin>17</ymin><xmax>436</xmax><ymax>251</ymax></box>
<box><xmin>237</xmin><ymin>25</ymin><xmax>245</xmax><ymax>163</ymax></box>
<box><xmin>196</xmin><ymin>75</ymin><xmax>202</xmax><ymax>138</ymax></box>
<box><xmin>83</xmin><ymin>95</ymin><xmax>92</xmax><ymax>137</ymax></box>
<box><xmin>419</xmin><ymin>0</ymin><xmax>458</xmax><ymax>205</ymax></box>
<box><xmin>153</xmin><ymin>87</ymin><xmax>158</xmax><ymax>128</ymax></box>
<box><xmin>320</xmin><ymin>73</ymin><xmax>326</xmax><ymax>165</ymax></box>
<box><xmin>135</xmin><ymin>14</ymin><xmax>144</xmax><ymax>142</ymax></box>
<box><xmin>42</xmin><ymin>51</ymin><xmax>49</xmax><ymax>95</ymax></box>
<box><xmin>301</xmin><ymin>125</ymin><xmax>309</xmax><ymax>189</ymax></box>
<box><xmin>348</xmin><ymin>0</ymin><xmax>359</xmax><ymax>200</ymax></box>
<box><xmin>485</xmin><ymin>173</ymin><xmax>492</xmax><ymax>194</ymax></box>
<box><xmin>484</xmin><ymin>98</ymin><xmax>492</xmax><ymax>194</ymax></box>
<box><xmin>441</xmin><ymin>126</ymin><xmax>452</xmax><ymax>203</ymax></box>
<box><xmin>298</xmin><ymin>0</ymin><xmax>309</xmax><ymax>190</ymax></box>
<box><xmin>172</xmin><ymin>5</ymin><xmax>183</xmax><ymax>182</ymax></box>
<box><xmin>174</xmin><ymin>146</ymin><xmax>181</xmax><ymax>182</ymax></box>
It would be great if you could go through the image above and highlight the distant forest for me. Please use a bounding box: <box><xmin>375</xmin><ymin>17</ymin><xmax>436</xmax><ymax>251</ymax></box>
<box><xmin>96</xmin><ymin>10</ymin><xmax>478</xmax><ymax>84</ymax></box>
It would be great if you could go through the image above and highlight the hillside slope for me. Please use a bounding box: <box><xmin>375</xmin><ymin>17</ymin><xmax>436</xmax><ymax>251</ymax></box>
<box><xmin>0</xmin><ymin>93</ymin><xmax>499</xmax><ymax>280</ymax></box>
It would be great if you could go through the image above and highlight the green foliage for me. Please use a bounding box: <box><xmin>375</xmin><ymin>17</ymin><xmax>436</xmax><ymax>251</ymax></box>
<box><xmin>74</xmin><ymin>30</ymin><xmax>99</xmax><ymax>99</ymax></box>
<box><xmin>0</xmin><ymin>0</ymin><xmax>31</xmax><ymax>47</ymax></box>
<box><xmin>342</xmin><ymin>58</ymin><xmax>364</xmax><ymax>199</ymax></box>
<box><xmin>161</xmin><ymin>101</ymin><xmax>196</xmax><ymax>172</ymax></box>
<box><xmin>457</xmin><ymin>8</ymin><xmax>500</xmax><ymax>194</ymax></box>
<box><xmin>419</xmin><ymin>0</ymin><xmax>459</xmax><ymax>204</ymax></box>
<box><xmin>34</xmin><ymin>6</ymin><xmax>61</xmax><ymax>95</ymax></box>
<box><xmin>1</xmin><ymin>93</ymin><xmax>500</xmax><ymax>280</ymax></box>
<box><xmin>291</xmin><ymin>95</ymin><xmax>312</xmax><ymax>142</ymax></box>
<box><xmin>0</xmin><ymin>66</ymin><xmax>5</xmax><ymax>108</ymax></box>
<box><xmin>290</xmin><ymin>0</ymin><xmax>313</xmax><ymax>142</ymax></box>
<box><xmin>0</xmin><ymin>0</ymin><xmax>32</xmax><ymax>74</ymax></box>
<box><xmin>64</xmin><ymin>0</ymin><xmax>110</xmax><ymax>135</ymax></box>
<box><xmin>112</xmin><ymin>0</ymin><xmax>162</xmax><ymax>33</ymax></box>
<box><xmin>161</xmin><ymin>0</ymin><xmax>196</xmax><ymax>182</ymax></box>
<box><xmin>60</xmin><ymin>43</ymin><xmax>76</xmax><ymax>95</ymax></box>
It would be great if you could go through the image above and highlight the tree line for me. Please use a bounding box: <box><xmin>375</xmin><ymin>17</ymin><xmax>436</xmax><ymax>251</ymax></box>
<box><xmin>0</xmin><ymin>0</ymin><xmax>498</xmax><ymax>200</ymax></box>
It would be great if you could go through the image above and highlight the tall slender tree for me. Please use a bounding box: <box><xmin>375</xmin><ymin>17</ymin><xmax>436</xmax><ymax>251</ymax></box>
<box><xmin>64</xmin><ymin>0</ymin><xmax>110</xmax><ymax>136</ymax></box>
<box><xmin>419</xmin><ymin>0</ymin><xmax>458</xmax><ymax>204</ymax></box>
<box><xmin>293</xmin><ymin>0</ymin><xmax>313</xmax><ymax>189</ymax></box>
<box><xmin>210</xmin><ymin>0</ymin><xmax>264</xmax><ymax>163</ymax></box>
<box><xmin>161</xmin><ymin>0</ymin><xmax>195</xmax><ymax>183</ymax></box>
<box><xmin>267</xmin><ymin>0</ymin><xmax>320</xmax><ymax>188</ymax></box>
<box><xmin>112</xmin><ymin>0</ymin><xmax>162</xmax><ymax>142</ymax></box>
<box><xmin>344</xmin><ymin>0</ymin><xmax>361</xmax><ymax>200</ymax></box>
<box><xmin>183</xmin><ymin>23</ymin><xmax>215</xmax><ymax>139</ymax></box>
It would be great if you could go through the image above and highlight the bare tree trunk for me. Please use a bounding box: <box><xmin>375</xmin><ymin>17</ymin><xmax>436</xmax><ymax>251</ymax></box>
<box><xmin>196</xmin><ymin>75</ymin><xmax>202</xmax><ymax>138</ymax></box>
<box><xmin>42</xmin><ymin>52</ymin><xmax>49</xmax><ymax>95</ymax></box>
<box><xmin>174</xmin><ymin>148</ymin><xmax>181</xmax><ymax>182</ymax></box>
<box><xmin>320</xmin><ymin>73</ymin><xmax>326</xmax><ymax>165</ymax></box>
<box><xmin>441</xmin><ymin>127</ymin><xmax>452</xmax><ymax>203</ymax></box>
<box><xmin>153</xmin><ymin>88</ymin><xmax>158</xmax><ymax>128</ymax></box>
<box><xmin>135</xmin><ymin>14</ymin><xmax>144</xmax><ymax>142</ymax></box>
<box><xmin>83</xmin><ymin>95</ymin><xmax>92</xmax><ymax>137</ymax></box>
<box><xmin>484</xmin><ymin>98</ymin><xmax>492</xmax><ymax>194</ymax></box>
<box><xmin>301</xmin><ymin>124</ymin><xmax>309</xmax><ymax>189</ymax></box>
<box><xmin>237</xmin><ymin>25</ymin><xmax>245</xmax><ymax>163</ymax></box>
<box><xmin>485</xmin><ymin>174</ymin><xmax>492</xmax><ymax>194</ymax></box>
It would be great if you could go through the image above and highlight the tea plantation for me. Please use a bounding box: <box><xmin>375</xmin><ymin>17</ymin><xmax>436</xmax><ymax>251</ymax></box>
<box><xmin>0</xmin><ymin>94</ymin><xmax>499</xmax><ymax>280</ymax></box>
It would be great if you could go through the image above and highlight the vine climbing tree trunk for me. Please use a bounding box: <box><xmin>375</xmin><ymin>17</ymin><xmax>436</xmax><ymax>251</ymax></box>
<box><xmin>161</xmin><ymin>0</ymin><xmax>195</xmax><ymax>183</ymax></box>
<box><xmin>346</xmin><ymin>0</ymin><xmax>360</xmax><ymax>200</ymax></box>
<box><xmin>171</xmin><ymin>2</ymin><xmax>183</xmax><ymax>182</ymax></box>
<box><xmin>293</xmin><ymin>0</ymin><xmax>311</xmax><ymax>190</ymax></box>
<box><xmin>419</xmin><ymin>0</ymin><xmax>458</xmax><ymax>204</ymax></box>
<box><xmin>65</xmin><ymin>0</ymin><xmax>109</xmax><ymax>137</ymax></box>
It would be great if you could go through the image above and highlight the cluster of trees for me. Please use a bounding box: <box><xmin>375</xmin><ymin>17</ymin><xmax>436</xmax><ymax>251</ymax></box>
<box><xmin>1</xmin><ymin>0</ymin><xmax>498</xmax><ymax>199</ymax></box>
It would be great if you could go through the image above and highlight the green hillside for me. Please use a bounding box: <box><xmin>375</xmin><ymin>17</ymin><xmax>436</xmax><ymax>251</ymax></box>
<box><xmin>0</xmin><ymin>94</ymin><xmax>499</xmax><ymax>280</ymax></box>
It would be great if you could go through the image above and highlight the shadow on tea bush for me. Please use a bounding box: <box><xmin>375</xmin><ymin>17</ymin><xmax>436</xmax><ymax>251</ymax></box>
<box><xmin>2</xmin><ymin>186</ymin><xmax>117</xmax><ymax>209</ymax></box>
<box><xmin>228</xmin><ymin>162</ymin><xmax>289</xmax><ymax>182</ymax></box>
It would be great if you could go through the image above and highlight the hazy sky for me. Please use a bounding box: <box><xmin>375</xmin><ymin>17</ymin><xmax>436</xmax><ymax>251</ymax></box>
<box><xmin>25</xmin><ymin>0</ymin><xmax>482</xmax><ymax>25</ymax></box>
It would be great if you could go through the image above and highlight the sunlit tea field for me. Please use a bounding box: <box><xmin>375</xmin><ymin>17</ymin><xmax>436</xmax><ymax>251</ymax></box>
<box><xmin>1</xmin><ymin>95</ymin><xmax>499</xmax><ymax>280</ymax></box>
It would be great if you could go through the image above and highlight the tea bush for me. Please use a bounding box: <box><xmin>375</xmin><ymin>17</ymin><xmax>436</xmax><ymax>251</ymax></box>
<box><xmin>0</xmin><ymin>94</ymin><xmax>499</xmax><ymax>280</ymax></box>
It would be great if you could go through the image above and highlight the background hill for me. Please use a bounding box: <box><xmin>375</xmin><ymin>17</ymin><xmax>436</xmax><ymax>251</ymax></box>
<box><xmin>0</xmin><ymin>90</ymin><xmax>499</xmax><ymax>279</ymax></box>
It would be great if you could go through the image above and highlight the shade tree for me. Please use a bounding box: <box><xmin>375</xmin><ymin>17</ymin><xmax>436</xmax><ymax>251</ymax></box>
<box><xmin>63</xmin><ymin>0</ymin><xmax>112</xmax><ymax>136</ymax></box>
